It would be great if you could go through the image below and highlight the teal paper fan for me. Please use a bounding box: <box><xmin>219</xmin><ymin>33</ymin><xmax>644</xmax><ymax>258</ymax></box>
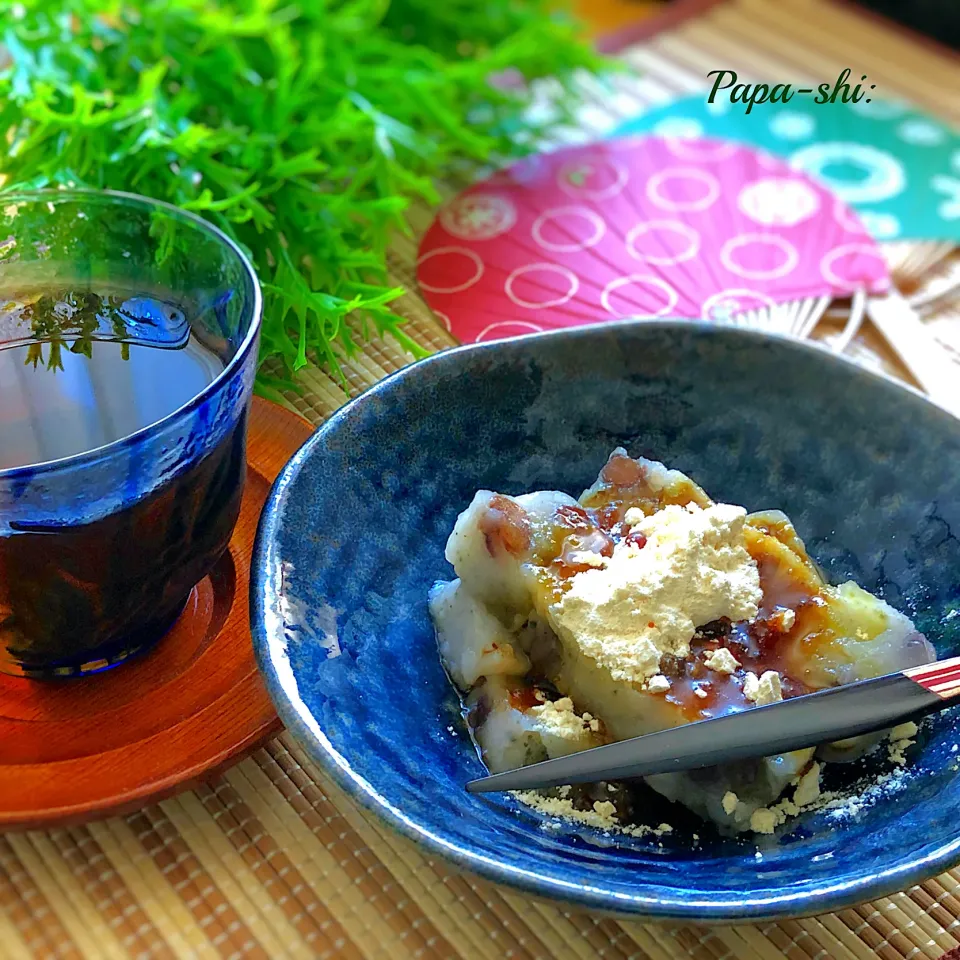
<box><xmin>615</xmin><ymin>96</ymin><xmax>960</xmax><ymax>242</ymax></box>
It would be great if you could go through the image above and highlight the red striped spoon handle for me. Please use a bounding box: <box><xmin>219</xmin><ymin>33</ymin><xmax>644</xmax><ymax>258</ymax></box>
<box><xmin>905</xmin><ymin>656</ymin><xmax>960</xmax><ymax>699</ymax></box>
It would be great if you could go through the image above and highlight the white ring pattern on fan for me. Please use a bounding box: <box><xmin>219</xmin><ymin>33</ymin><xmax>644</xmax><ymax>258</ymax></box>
<box><xmin>600</xmin><ymin>274</ymin><xmax>679</xmax><ymax>317</ymax></box>
<box><xmin>789</xmin><ymin>142</ymin><xmax>906</xmax><ymax>204</ymax></box>
<box><xmin>416</xmin><ymin>246</ymin><xmax>485</xmax><ymax>293</ymax></box>
<box><xmin>475</xmin><ymin>320</ymin><xmax>543</xmax><ymax>343</ymax></box>
<box><xmin>646</xmin><ymin>167</ymin><xmax>720</xmax><ymax>212</ymax></box>
<box><xmin>769</xmin><ymin>112</ymin><xmax>816</xmax><ymax>141</ymax></box>
<box><xmin>433</xmin><ymin>310</ymin><xmax>452</xmax><ymax>333</ymax></box>
<box><xmin>737</xmin><ymin>178</ymin><xmax>820</xmax><ymax>227</ymax></box>
<box><xmin>625</xmin><ymin>220</ymin><xmax>700</xmax><ymax>264</ymax></box>
<box><xmin>896</xmin><ymin>119</ymin><xmax>946</xmax><ymax>146</ymax></box>
<box><xmin>720</xmin><ymin>233</ymin><xmax>799</xmax><ymax>280</ymax></box>
<box><xmin>532</xmin><ymin>206</ymin><xmax>606</xmax><ymax>252</ymax></box>
<box><xmin>701</xmin><ymin>288</ymin><xmax>778</xmax><ymax>322</ymax></box>
<box><xmin>505</xmin><ymin>263</ymin><xmax>580</xmax><ymax>308</ymax></box>
<box><xmin>438</xmin><ymin>194</ymin><xmax>518</xmax><ymax>241</ymax></box>
<box><xmin>820</xmin><ymin>243</ymin><xmax>888</xmax><ymax>292</ymax></box>
<box><xmin>557</xmin><ymin>156</ymin><xmax>629</xmax><ymax>200</ymax></box>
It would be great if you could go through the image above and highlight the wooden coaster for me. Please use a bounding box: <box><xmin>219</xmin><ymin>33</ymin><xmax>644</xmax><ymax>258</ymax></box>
<box><xmin>0</xmin><ymin>396</ymin><xmax>314</xmax><ymax>829</ymax></box>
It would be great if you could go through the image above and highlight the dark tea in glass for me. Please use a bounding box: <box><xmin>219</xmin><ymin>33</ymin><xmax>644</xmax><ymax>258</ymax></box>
<box><xmin>0</xmin><ymin>193</ymin><xmax>261</xmax><ymax>678</ymax></box>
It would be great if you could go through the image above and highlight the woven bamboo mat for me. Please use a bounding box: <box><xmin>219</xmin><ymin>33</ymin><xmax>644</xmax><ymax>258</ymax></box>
<box><xmin>3</xmin><ymin>1</ymin><xmax>960</xmax><ymax>957</ymax></box>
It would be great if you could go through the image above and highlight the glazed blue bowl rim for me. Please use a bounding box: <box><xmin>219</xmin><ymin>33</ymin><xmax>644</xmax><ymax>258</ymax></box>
<box><xmin>0</xmin><ymin>188</ymin><xmax>262</xmax><ymax>480</ymax></box>
<box><xmin>251</xmin><ymin>319</ymin><xmax>960</xmax><ymax>922</ymax></box>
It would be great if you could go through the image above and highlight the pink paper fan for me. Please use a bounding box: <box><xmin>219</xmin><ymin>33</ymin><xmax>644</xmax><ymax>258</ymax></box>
<box><xmin>417</xmin><ymin>136</ymin><xmax>891</xmax><ymax>344</ymax></box>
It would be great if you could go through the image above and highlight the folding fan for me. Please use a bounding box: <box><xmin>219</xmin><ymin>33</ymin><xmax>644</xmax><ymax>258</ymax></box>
<box><xmin>419</xmin><ymin>136</ymin><xmax>887</xmax><ymax>335</ymax></box>
<box><xmin>615</xmin><ymin>97</ymin><xmax>960</xmax><ymax>359</ymax></box>
<box><xmin>418</xmin><ymin>137</ymin><xmax>957</xmax><ymax>413</ymax></box>
<box><xmin>615</xmin><ymin>96</ymin><xmax>960</xmax><ymax>245</ymax></box>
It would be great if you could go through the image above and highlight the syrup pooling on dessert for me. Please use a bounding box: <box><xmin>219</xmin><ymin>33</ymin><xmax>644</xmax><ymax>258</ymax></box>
<box><xmin>474</xmin><ymin>459</ymin><xmax>809</xmax><ymax>723</ymax></box>
<box><xmin>429</xmin><ymin>449</ymin><xmax>936</xmax><ymax>835</ymax></box>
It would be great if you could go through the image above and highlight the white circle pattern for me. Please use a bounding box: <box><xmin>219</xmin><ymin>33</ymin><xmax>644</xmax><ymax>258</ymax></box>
<box><xmin>789</xmin><ymin>142</ymin><xmax>906</xmax><ymax>204</ymax></box>
<box><xmin>646</xmin><ymin>167</ymin><xmax>720</xmax><ymax>212</ymax></box>
<box><xmin>505</xmin><ymin>263</ymin><xmax>580</xmax><ymax>309</ymax></box>
<box><xmin>531</xmin><ymin>206</ymin><xmax>606</xmax><ymax>252</ymax></box>
<box><xmin>439</xmin><ymin>194</ymin><xmax>517</xmax><ymax>241</ymax></box>
<box><xmin>417</xmin><ymin>246</ymin><xmax>485</xmax><ymax>294</ymax></box>
<box><xmin>737</xmin><ymin>178</ymin><xmax>820</xmax><ymax>227</ymax></box>
<box><xmin>769</xmin><ymin>112</ymin><xmax>816</xmax><ymax>141</ymax></box>
<box><xmin>720</xmin><ymin>233</ymin><xmax>799</xmax><ymax>280</ymax></box>
<box><xmin>557</xmin><ymin>156</ymin><xmax>629</xmax><ymax>200</ymax></box>
<box><xmin>896</xmin><ymin>119</ymin><xmax>945</xmax><ymax>146</ymax></box>
<box><xmin>820</xmin><ymin>243</ymin><xmax>888</xmax><ymax>291</ymax></box>
<box><xmin>600</xmin><ymin>275</ymin><xmax>679</xmax><ymax>317</ymax></box>
<box><xmin>625</xmin><ymin>220</ymin><xmax>700</xmax><ymax>265</ymax></box>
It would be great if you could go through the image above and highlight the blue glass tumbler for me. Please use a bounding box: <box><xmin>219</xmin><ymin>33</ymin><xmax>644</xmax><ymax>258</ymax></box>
<box><xmin>0</xmin><ymin>190</ymin><xmax>261</xmax><ymax>678</ymax></box>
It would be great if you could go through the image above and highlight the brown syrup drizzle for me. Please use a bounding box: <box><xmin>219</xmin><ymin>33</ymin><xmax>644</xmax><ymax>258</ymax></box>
<box><xmin>471</xmin><ymin>453</ymin><xmax>844</xmax><ymax>726</ymax></box>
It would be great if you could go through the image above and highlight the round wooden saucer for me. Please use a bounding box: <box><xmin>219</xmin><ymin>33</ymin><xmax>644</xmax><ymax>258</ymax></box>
<box><xmin>0</xmin><ymin>396</ymin><xmax>315</xmax><ymax>829</ymax></box>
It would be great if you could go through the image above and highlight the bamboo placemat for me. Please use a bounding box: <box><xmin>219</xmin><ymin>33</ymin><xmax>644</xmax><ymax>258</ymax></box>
<box><xmin>3</xmin><ymin>1</ymin><xmax>960</xmax><ymax>957</ymax></box>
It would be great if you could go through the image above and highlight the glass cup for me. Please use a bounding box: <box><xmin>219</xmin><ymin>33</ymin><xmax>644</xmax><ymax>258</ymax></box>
<box><xmin>0</xmin><ymin>190</ymin><xmax>261</xmax><ymax>678</ymax></box>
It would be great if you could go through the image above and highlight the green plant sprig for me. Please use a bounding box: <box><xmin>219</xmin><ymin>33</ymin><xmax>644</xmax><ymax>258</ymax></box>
<box><xmin>0</xmin><ymin>0</ymin><xmax>604</xmax><ymax>392</ymax></box>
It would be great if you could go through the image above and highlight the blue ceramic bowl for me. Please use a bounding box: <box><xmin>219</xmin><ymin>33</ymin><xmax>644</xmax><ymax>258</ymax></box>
<box><xmin>251</xmin><ymin>321</ymin><xmax>960</xmax><ymax>921</ymax></box>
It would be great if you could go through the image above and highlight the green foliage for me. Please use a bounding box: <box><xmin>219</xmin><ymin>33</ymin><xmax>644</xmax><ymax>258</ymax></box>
<box><xmin>0</xmin><ymin>0</ymin><xmax>602</xmax><ymax>389</ymax></box>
